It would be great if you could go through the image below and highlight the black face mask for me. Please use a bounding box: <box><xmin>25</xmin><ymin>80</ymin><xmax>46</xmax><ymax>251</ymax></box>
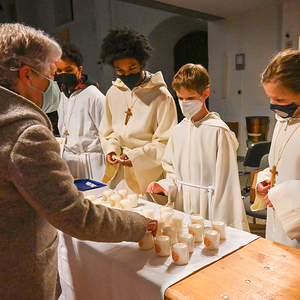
<box><xmin>118</xmin><ymin>72</ymin><xmax>141</xmax><ymax>90</ymax></box>
<box><xmin>270</xmin><ymin>102</ymin><xmax>299</xmax><ymax>118</ymax></box>
<box><xmin>54</xmin><ymin>73</ymin><xmax>79</xmax><ymax>92</ymax></box>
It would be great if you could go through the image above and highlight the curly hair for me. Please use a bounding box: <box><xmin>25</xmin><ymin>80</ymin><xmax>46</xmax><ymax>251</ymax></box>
<box><xmin>61</xmin><ymin>43</ymin><xmax>84</xmax><ymax>67</ymax></box>
<box><xmin>172</xmin><ymin>63</ymin><xmax>210</xmax><ymax>95</ymax></box>
<box><xmin>100</xmin><ymin>28</ymin><xmax>153</xmax><ymax>67</ymax></box>
<box><xmin>261</xmin><ymin>49</ymin><xmax>300</xmax><ymax>94</ymax></box>
<box><xmin>0</xmin><ymin>23</ymin><xmax>61</xmax><ymax>88</ymax></box>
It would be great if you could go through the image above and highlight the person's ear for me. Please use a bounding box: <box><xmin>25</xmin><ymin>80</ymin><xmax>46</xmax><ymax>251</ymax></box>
<box><xmin>295</xmin><ymin>94</ymin><xmax>300</xmax><ymax>106</ymax></box>
<box><xmin>18</xmin><ymin>65</ymin><xmax>33</xmax><ymax>85</ymax></box>
<box><xmin>77</xmin><ymin>66</ymin><xmax>83</xmax><ymax>79</ymax></box>
<box><xmin>202</xmin><ymin>88</ymin><xmax>210</xmax><ymax>100</ymax></box>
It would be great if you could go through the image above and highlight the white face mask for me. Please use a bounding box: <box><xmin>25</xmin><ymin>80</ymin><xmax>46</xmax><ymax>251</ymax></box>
<box><xmin>179</xmin><ymin>99</ymin><xmax>203</xmax><ymax>119</ymax></box>
<box><xmin>9</xmin><ymin>66</ymin><xmax>61</xmax><ymax>113</ymax></box>
<box><xmin>29</xmin><ymin>68</ymin><xmax>61</xmax><ymax>113</ymax></box>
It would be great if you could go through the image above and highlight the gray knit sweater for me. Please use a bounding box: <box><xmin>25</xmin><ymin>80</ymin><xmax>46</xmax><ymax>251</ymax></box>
<box><xmin>0</xmin><ymin>86</ymin><xmax>146</xmax><ymax>300</ymax></box>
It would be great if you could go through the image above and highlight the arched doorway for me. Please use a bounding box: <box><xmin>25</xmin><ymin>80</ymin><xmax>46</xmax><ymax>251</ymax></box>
<box><xmin>174</xmin><ymin>31</ymin><xmax>208</xmax><ymax>121</ymax></box>
<box><xmin>174</xmin><ymin>31</ymin><xmax>208</xmax><ymax>72</ymax></box>
<box><xmin>147</xmin><ymin>16</ymin><xmax>208</xmax><ymax>122</ymax></box>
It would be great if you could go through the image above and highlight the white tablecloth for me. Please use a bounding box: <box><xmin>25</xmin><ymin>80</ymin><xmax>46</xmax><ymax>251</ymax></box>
<box><xmin>58</xmin><ymin>199</ymin><xmax>258</xmax><ymax>300</ymax></box>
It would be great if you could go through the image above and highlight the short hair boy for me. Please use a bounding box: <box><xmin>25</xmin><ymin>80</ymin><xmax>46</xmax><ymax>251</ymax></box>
<box><xmin>55</xmin><ymin>43</ymin><xmax>106</xmax><ymax>181</ymax></box>
<box><xmin>147</xmin><ymin>63</ymin><xmax>249</xmax><ymax>231</ymax></box>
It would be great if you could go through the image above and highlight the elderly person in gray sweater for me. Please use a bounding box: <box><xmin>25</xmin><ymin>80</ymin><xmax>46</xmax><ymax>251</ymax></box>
<box><xmin>0</xmin><ymin>23</ymin><xmax>157</xmax><ymax>300</ymax></box>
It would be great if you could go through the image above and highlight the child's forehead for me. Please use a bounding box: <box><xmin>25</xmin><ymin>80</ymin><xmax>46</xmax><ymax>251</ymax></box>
<box><xmin>176</xmin><ymin>87</ymin><xmax>200</xmax><ymax>98</ymax></box>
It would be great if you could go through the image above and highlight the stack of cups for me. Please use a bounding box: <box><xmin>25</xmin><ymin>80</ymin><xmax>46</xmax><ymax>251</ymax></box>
<box><xmin>160</xmin><ymin>206</ymin><xmax>174</xmax><ymax>225</ymax></box>
<box><xmin>188</xmin><ymin>223</ymin><xmax>203</xmax><ymax>243</ymax></box>
<box><xmin>155</xmin><ymin>219</ymin><xmax>165</xmax><ymax>236</ymax></box>
<box><xmin>127</xmin><ymin>194</ymin><xmax>138</xmax><ymax>208</ymax></box>
<box><xmin>190</xmin><ymin>214</ymin><xmax>204</xmax><ymax>226</ymax></box>
<box><xmin>212</xmin><ymin>220</ymin><xmax>227</xmax><ymax>240</ymax></box>
<box><xmin>178</xmin><ymin>232</ymin><xmax>195</xmax><ymax>253</ymax></box>
<box><xmin>170</xmin><ymin>215</ymin><xmax>184</xmax><ymax>236</ymax></box>
<box><xmin>162</xmin><ymin>225</ymin><xmax>178</xmax><ymax>245</ymax></box>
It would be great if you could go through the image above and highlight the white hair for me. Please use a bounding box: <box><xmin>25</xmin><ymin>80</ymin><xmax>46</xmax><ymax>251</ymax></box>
<box><xmin>0</xmin><ymin>23</ymin><xmax>62</xmax><ymax>87</ymax></box>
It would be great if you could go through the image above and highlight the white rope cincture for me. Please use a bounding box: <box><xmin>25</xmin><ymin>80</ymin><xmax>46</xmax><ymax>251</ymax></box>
<box><xmin>64</xmin><ymin>146</ymin><xmax>94</xmax><ymax>179</ymax></box>
<box><xmin>85</xmin><ymin>152</ymin><xmax>93</xmax><ymax>179</ymax></box>
<box><xmin>176</xmin><ymin>179</ymin><xmax>215</xmax><ymax>221</ymax></box>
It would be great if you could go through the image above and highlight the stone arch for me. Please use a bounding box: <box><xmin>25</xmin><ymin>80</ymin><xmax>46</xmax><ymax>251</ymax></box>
<box><xmin>174</xmin><ymin>30</ymin><xmax>208</xmax><ymax>73</ymax></box>
<box><xmin>147</xmin><ymin>15</ymin><xmax>207</xmax><ymax>121</ymax></box>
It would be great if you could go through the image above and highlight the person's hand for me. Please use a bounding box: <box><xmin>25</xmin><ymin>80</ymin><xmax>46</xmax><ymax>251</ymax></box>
<box><xmin>120</xmin><ymin>154</ymin><xmax>132</xmax><ymax>167</ymax></box>
<box><xmin>264</xmin><ymin>194</ymin><xmax>274</xmax><ymax>210</ymax></box>
<box><xmin>107</xmin><ymin>152</ymin><xmax>120</xmax><ymax>165</ymax></box>
<box><xmin>146</xmin><ymin>181</ymin><xmax>168</xmax><ymax>196</ymax></box>
<box><xmin>257</xmin><ymin>179</ymin><xmax>271</xmax><ymax>196</ymax></box>
<box><xmin>142</xmin><ymin>216</ymin><xmax>158</xmax><ymax>236</ymax></box>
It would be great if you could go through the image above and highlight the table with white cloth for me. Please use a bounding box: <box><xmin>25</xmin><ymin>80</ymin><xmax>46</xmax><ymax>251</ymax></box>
<box><xmin>58</xmin><ymin>198</ymin><xmax>258</xmax><ymax>300</ymax></box>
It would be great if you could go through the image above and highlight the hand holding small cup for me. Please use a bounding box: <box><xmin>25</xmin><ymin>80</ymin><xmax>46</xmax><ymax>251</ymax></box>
<box><xmin>107</xmin><ymin>152</ymin><xmax>120</xmax><ymax>165</ymax></box>
<box><xmin>142</xmin><ymin>216</ymin><xmax>158</xmax><ymax>237</ymax></box>
<box><xmin>119</xmin><ymin>154</ymin><xmax>132</xmax><ymax>167</ymax></box>
<box><xmin>146</xmin><ymin>182</ymin><xmax>168</xmax><ymax>196</ymax></box>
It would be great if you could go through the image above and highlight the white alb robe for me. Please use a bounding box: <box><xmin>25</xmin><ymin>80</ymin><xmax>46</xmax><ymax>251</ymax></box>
<box><xmin>157</xmin><ymin>113</ymin><xmax>249</xmax><ymax>231</ymax></box>
<box><xmin>57</xmin><ymin>85</ymin><xmax>106</xmax><ymax>181</ymax></box>
<box><xmin>99</xmin><ymin>71</ymin><xmax>177</xmax><ymax>194</ymax></box>
<box><xmin>252</xmin><ymin>114</ymin><xmax>300</xmax><ymax>248</ymax></box>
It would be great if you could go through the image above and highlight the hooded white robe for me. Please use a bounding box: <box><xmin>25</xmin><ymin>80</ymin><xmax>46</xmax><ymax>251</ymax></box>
<box><xmin>252</xmin><ymin>114</ymin><xmax>300</xmax><ymax>248</ymax></box>
<box><xmin>157</xmin><ymin>112</ymin><xmax>249</xmax><ymax>231</ymax></box>
<box><xmin>57</xmin><ymin>85</ymin><xmax>106</xmax><ymax>181</ymax></box>
<box><xmin>99</xmin><ymin>71</ymin><xmax>177</xmax><ymax>194</ymax></box>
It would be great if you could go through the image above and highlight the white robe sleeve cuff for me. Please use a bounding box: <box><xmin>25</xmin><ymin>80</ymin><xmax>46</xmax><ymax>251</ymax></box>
<box><xmin>269</xmin><ymin>180</ymin><xmax>300</xmax><ymax>240</ymax></box>
<box><xmin>156</xmin><ymin>178</ymin><xmax>177</xmax><ymax>205</ymax></box>
<box><xmin>251</xmin><ymin>168</ymin><xmax>271</xmax><ymax>211</ymax></box>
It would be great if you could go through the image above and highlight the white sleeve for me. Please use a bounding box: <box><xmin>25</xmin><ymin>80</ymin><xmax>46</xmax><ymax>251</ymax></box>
<box><xmin>269</xmin><ymin>180</ymin><xmax>300</xmax><ymax>240</ymax></box>
<box><xmin>251</xmin><ymin>168</ymin><xmax>271</xmax><ymax>211</ymax></box>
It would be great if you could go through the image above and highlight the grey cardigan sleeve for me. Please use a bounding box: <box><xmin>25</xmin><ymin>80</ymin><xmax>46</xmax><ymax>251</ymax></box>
<box><xmin>8</xmin><ymin>123</ymin><xmax>146</xmax><ymax>243</ymax></box>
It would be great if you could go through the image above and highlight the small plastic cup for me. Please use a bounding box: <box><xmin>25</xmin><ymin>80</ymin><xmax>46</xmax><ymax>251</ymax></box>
<box><xmin>172</xmin><ymin>243</ymin><xmax>189</xmax><ymax>265</ymax></box>
<box><xmin>154</xmin><ymin>235</ymin><xmax>171</xmax><ymax>257</ymax></box>
<box><xmin>138</xmin><ymin>231</ymin><xmax>154</xmax><ymax>251</ymax></box>
<box><xmin>204</xmin><ymin>229</ymin><xmax>220</xmax><ymax>251</ymax></box>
